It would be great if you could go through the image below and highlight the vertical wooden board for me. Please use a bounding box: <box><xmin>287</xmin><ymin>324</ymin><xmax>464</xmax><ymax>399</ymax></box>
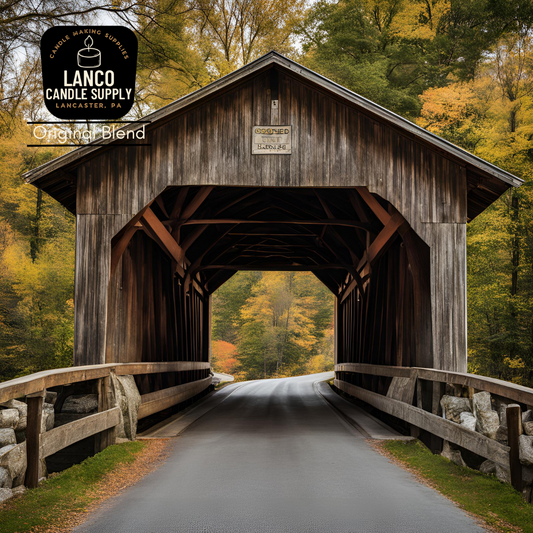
<box><xmin>74</xmin><ymin>214</ymin><xmax>130</xmax><ymax>366</ymax></box>
<box><xmin>251</xmin><ymin>72</ymin><xmax>270</xmax><ymax>185</ymax></box>
<box><xmin>288</xmin><ymin>77</ymin><xmax>301</xmax><ymax>185</ymax></box>
<box><xmin>187</xmin><ymin>107</ymin><xmax>201</xmax><ymax>184</ymax></box>
<box><xmin>424</xmin><ymin>222</ymin><xmax>467</xmax><ymax>372</ymax></box>
<box><xmin>453</xmin><ymin>223</ymin><xmax>467</xmax><ymax>372</ymax></box>
<box><xmin>277</xmin><ymin>71</ymin><xmax>294</xmax><ymax>186</ymax></box>
<box><xmin>199</xmin><ymin>101</ymin><xmax>210</xmax><ymax>184</ymax></box>
<box><xmin>328</xmin><ymin>101</ymin><xmax>339</xmax><ymax>185</ymax></box>
<box><xmin>164</xmin><ymin>121</ymin><xmax>175</xmax><ymax>190</ymax></box>
<box><xmin>344</xmin><ymin>108</ymin><xmax>359</xmax><ymax>185</ymax></box>
<box><xmin>242</xmin><ymin>83</ymin><xmax>256</xmax><ymax>185</ymax></box>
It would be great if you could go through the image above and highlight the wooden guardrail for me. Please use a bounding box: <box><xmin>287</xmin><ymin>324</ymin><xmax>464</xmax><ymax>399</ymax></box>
<box><xmin>335</xmin><ymin>363</ymin><xmax>533</xmax><ymax>492</ymax></box>
<box><xmin>0</xmin><ymin>361</ymin><xmax>212</xmax><ymax>488</ymax></box>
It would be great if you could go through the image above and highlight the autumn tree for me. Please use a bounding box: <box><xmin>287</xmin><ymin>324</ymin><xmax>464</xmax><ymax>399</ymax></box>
<box><xmin>418</xmin><ymin>31</ymin><xmax>533</xmax><ymax>385</ymax></box>
<box><xmin>189</xmin><ymin>0</ymin><xmax>306</xmax><ymax>77</ymax></box>
<box><xmin>299</xmin><ymin>0</ymin><xmax>533</xmax><ymax>119</ymax></box>
<box><xmin>230</xmin><ymin>271</ymin><xmax>333</xmax><ymax>379</ymax></box>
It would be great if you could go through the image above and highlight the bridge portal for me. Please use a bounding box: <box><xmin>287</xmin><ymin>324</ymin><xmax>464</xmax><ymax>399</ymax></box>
<box><xmin>24</xmin><ymin>52</ymin><xmax>520</xmax><ymax>399</ymax></box>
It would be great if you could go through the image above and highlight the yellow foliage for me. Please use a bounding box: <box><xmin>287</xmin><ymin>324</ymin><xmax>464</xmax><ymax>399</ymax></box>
<box><xmin>390</xmin><ymin>0</ymin><xmax>451</xmax><ymax>40</ymax></box>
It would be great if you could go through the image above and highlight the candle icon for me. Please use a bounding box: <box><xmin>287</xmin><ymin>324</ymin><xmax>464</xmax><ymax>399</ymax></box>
<box><xmin>77</xmin><ymin>36</ymin><xmax>101</xmax><ymax>68</ymax></box>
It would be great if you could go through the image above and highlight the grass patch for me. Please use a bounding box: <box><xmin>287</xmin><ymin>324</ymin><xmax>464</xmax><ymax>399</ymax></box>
<box><xmin>0</xmin><ymin>441</ymin><xmax>146</xmax><ymax>533</ymax></box>
<box><xmin>382</xmin><ymin>439</ymin><xmax>532</xmax><ymax>533</ymax></box>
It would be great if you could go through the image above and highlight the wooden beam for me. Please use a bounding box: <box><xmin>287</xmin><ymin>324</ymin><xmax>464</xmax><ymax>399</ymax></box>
<box><xmin>355</xmin><ymin>187</ymin><xmax>390</xmax><ymax>225</ymax></box>
<box><xmin>170</xmin><ymin>187</ymin><xmax>190</xmax><ymax>220</ymax></box>
<box><xmin>138</xmin><ymin>376</ymin><xmax>212</xmax><ymax>419</ymax></box>
<box><xmin>206</xmin><ymin>269</ymin><xmax>238</xmax><ymax>293</ymax></box>
<box><xmin>95</xmin><ymin>376</ymin><xmax>115</xmax><ymax>453</ymax></box>
<box><xmin>335</xmin><ymin>379</ymin><xmax>510</xmax><ymax>467</ymax></box>
<box><xmin>110</xmin><ymin>226</ymin><xmax>138</xmax><ymax>276</ymax></box>
<box><xmin>179</xmin><ymin>219</ymin><xmax>377</xmax><ymax>232</ymax></box>
<box><xmin>336</xmin><ymin>363</ymin><xmax>533</xmax><ymax>407</ymax></box>
<box><xmin>198</xmin><ymin>264</ymin><xmax>348</xmax><ymax>271</ymax></box>
<box><xmin>179</xmin><ymin>224</ymin><xmax>209</xmax><ymax>255</ymax></box>
<box><xmin>506</xmin><ymin>405</ymin><xmax>523</xmax><ymax>491</ymax></box>
<box><xmin>180</xmin><ymin>186</ymin><xmax>214</xmax><ymax>221</ymax></box>
<box><xmin>362</xmin><ymin>212</ymin><xmax>406</xmax><ymax>268</ymax></box>
<box><xmin>41</xmin><ymin>407</ymin><xmax>121</xmax><ymax>458</ymax></box>
<box><xmin>141</xmin><ymin>208</ymin><xmax>185</xmax><ymax>277</ymax></box>
<box><xmin>0</xmin><ymin>361</ymin><xmax>210</xmax><ymax>403</ymax></box>
<box><xmin>155</xmin><ymin>196</ymin><xmax>169</xmax><ymax>218</ymax></box>
<box><xmin>25</xmin><ymin>391</ymin><xmax>44</xmax><ymax>488</ymax></box>
<box><xmin>335</xmin><ymin>363</ymin><xmax>415</xmax><ymax>378</ymax></box>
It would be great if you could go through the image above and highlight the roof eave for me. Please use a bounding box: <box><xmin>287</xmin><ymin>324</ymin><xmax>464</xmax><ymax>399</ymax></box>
<box><xmin>22</xmin><ymin>51</ymin><xmax>523</xmax><ymax>189</ymax></box>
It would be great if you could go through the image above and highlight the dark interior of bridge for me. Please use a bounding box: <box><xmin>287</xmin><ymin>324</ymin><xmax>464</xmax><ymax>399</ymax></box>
<box><xmin>108</xmin><ymin>186</ymin><xmax>432</xmax><ymax>397</ymax></box>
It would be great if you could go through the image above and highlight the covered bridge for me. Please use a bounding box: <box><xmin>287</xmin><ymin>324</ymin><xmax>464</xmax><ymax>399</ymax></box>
<box><xmin>23</xmin><ymin>52</ymin><xmax>521</xmax><ymax>400</ymax></box>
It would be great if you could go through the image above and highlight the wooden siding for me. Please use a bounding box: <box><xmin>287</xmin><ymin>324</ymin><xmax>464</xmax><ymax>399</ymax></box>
<box><xmin>71</xmin><ymin>66</ymin><xmax>471</xmax><ymax>374</ymax></box>
<box><xmin>76</xmin><ymin>70</ymin><xmax>467</xmax><ymax>232</ymax></box>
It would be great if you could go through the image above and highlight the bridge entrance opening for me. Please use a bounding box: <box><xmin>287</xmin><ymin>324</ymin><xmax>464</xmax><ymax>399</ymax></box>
<box><xmin>107</xmin><ymin>185</ymin><xmax>431</xmax><ymax>397</ymax></box>
<box><xmin>210</xmin><ymin>269</ymin><xmax>335</xmax><ymax>381</ymax></box>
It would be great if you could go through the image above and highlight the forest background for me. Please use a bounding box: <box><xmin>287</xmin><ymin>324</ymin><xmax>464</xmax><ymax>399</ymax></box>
<box><xmin>1</xmin><ymin>0</ymin><xmax>533</xmax><ymax>384</ymax></box>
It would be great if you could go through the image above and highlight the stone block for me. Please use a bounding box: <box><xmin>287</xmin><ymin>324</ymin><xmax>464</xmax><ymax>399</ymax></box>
<box><xmin>495</xmin><ymin>464</ymin><xmax>510</xmax><ymax>484</ymax></box>
<box><xmin>460</xmin><ymin>412</ymin><xmax>477</xmax><ymax>431</ymax></box>
<box><xmin>494</xmin><ymin>425</ymin><xmax>508</xmax><ymax>445</ymax></box>
<box><xmin>0</xmin><ymin>443</ymin><xmax>27</xmax><ymax>488</ymax></box>
<box><xmin>473</xmin><ymin>392</ymin><xmax>499</xmax><ymax>439</ymax></box>
<box><xmin>41</xmin><ymin>403</ymin><xmax>55</xmax><ymax>432</ymax></box>
<box><xmin>440</xmin><ymin>395</ymin><xmax>472</xmax><ymax>424</ymax></box>
<box><xmin>111</xmin><ymin>374</ymin><xmax>141</xmax><ymax>440</ymax></box>
<box><xmin>62</xmin><ymin>394</ymin><xmax>98</xmax><ymax>414</ymax></box>
<box><xmin>480</xmin><ymin>460</ymin><xmax>496</xmax><ymax>475</ymax></box>
<box><xmin>0</xmin><ymin>429</ymin><xmax>16</xmax><ymax>448</ymax></box>
<box><xmin>0</xmin><ymin>487</ymin><xmax>13</xmax><ymax>504</ymax></box>
<box><xmin>441</xmin><ymin>440</ymin><xmax>466</xmax><ymax>467</ymax></box>
<box><xmin>0</xmin><ymin>409</ymin><xmax>19</xmax><ymax>430</ymax></box>
<box><xmin>0</xmin><ymin>466</ymin><xmax>11</xmax><ymax>489</ymax></box>
<box><xmin>519</xmin><ymin>435</ymin><xmax>533</xmax><ymax>466</ymax></box>
<box><xmin>11</xmin><ymin>485</ymin><xmax>26</xmax><ymax>496</ymax></box>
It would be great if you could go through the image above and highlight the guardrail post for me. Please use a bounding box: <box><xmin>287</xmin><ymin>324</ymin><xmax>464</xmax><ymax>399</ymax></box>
<box><xmin>26</xmin><ymin>390</ymin><xmax>45</xmax><ymax>488</ymax></box>
<box><xmin>95</xmin><ymin>375</ymin><xmax>116</xmax><ymax>453</ymax></box>
<box><xmin>506</xmin><ymin>404</ymin><xmax>523</xmax><ymax>492</ymax></box>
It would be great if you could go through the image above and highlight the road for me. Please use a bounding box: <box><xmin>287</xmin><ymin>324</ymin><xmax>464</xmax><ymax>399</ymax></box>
<box><xmin>76</xmin><ymin>374</ymin><xmax>485</xmax><ymax>533</ymax></box>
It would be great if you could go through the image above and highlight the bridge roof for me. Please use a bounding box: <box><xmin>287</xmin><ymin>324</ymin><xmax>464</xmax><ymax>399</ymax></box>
<box><xmin>22</xmin><ymin>51</ymin><xmax>522</xmax><ymax>216</ymax></box>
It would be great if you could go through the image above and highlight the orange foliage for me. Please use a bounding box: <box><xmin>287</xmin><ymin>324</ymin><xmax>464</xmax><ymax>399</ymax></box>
<box><xmin>211</xmin><ymin>340</ymin><xmax>238</xmax><ymax>374</ymax></box>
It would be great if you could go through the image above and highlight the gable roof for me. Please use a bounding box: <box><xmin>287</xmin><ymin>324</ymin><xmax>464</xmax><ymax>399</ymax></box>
<box><xmin>22</xmin><ymin>51</ymin><xmax>522</xmax><ymax>214</ymax></box>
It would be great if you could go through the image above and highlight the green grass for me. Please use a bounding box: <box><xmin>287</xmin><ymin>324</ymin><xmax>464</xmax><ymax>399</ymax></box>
<box><xmin>0</xmin><ymin>441</ymin><xmax>146</xmax><ymax>533</ymax></box>
<box><xmin>383</xmin><ymin>439</ymin><xmax>533</xmax><ymax>533</ymax></box>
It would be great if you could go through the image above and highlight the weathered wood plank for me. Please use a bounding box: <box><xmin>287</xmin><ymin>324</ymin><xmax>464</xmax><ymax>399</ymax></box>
<box><xmin>387</xmin><ymin>377</ymin><xmax>417</xmax><ymax>404</ymax></box>
<box><xmin>336</xmin><ymin>363</ymin><xmax>533</xmax><ymax>406</ymax></box>
<box><xmin>335</xmin><ymin>363</ymin><xmax>415</xmax><ymax>379</ymax></box>
<box><xmin>25</xmin><ymin>392</ymin><xmax>44</xmax><ymax>488</ymax></box>
<box><xmin>40</xmin><ymin>407</ymin><xmax>121</xmax><ymax>459</ymax></box>
<box><xmin>138</xmin><ymin>376</ymin><xmax>212</xmax><ymax>419</ymax></box>
<box><xmin>335</xmin><ymin>378</ymin><xmax>510</xmax><ymax>467</ymax></box>
<box><xmin>417</xmin><ymin>368</ymin><xmax>533</xmax><ymax>407</ymax></box>
<box><xmin>0</xmin><ymin>362</ymin><xmax>210</xmax><ymax>403</ymax></box>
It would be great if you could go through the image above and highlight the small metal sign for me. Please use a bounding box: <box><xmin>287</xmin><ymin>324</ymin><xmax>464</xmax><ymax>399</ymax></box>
<box><xmin>252</xmin><ymin>126</ymin><xmax>291</xmax><ymax>154</ymax></box>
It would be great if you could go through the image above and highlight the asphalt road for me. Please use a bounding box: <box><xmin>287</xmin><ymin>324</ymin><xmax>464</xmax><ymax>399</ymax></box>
<box><xmin>76</xmin><ymin>374</ymin><xmax>486</xmax><ymax>533</ymax></box>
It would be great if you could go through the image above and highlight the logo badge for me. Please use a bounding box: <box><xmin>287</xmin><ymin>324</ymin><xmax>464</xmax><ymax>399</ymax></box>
<box><xmin>40</xmin><ymin>26</ymin><xmax>138</xmax><ymax>120</ymax></box>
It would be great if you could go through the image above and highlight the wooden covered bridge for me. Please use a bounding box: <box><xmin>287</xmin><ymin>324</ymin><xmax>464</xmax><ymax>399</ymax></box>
<box><xmin>3</xmin><ymin>52</ymin><xmax>531</xmax><ymax>495</ymax></box>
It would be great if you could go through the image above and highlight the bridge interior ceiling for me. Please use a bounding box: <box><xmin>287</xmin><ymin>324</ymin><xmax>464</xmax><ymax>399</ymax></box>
<box><xmin>109</xmin><ymin>185</ymin><xmax>432</xmax><ymax>376</ymax></box>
